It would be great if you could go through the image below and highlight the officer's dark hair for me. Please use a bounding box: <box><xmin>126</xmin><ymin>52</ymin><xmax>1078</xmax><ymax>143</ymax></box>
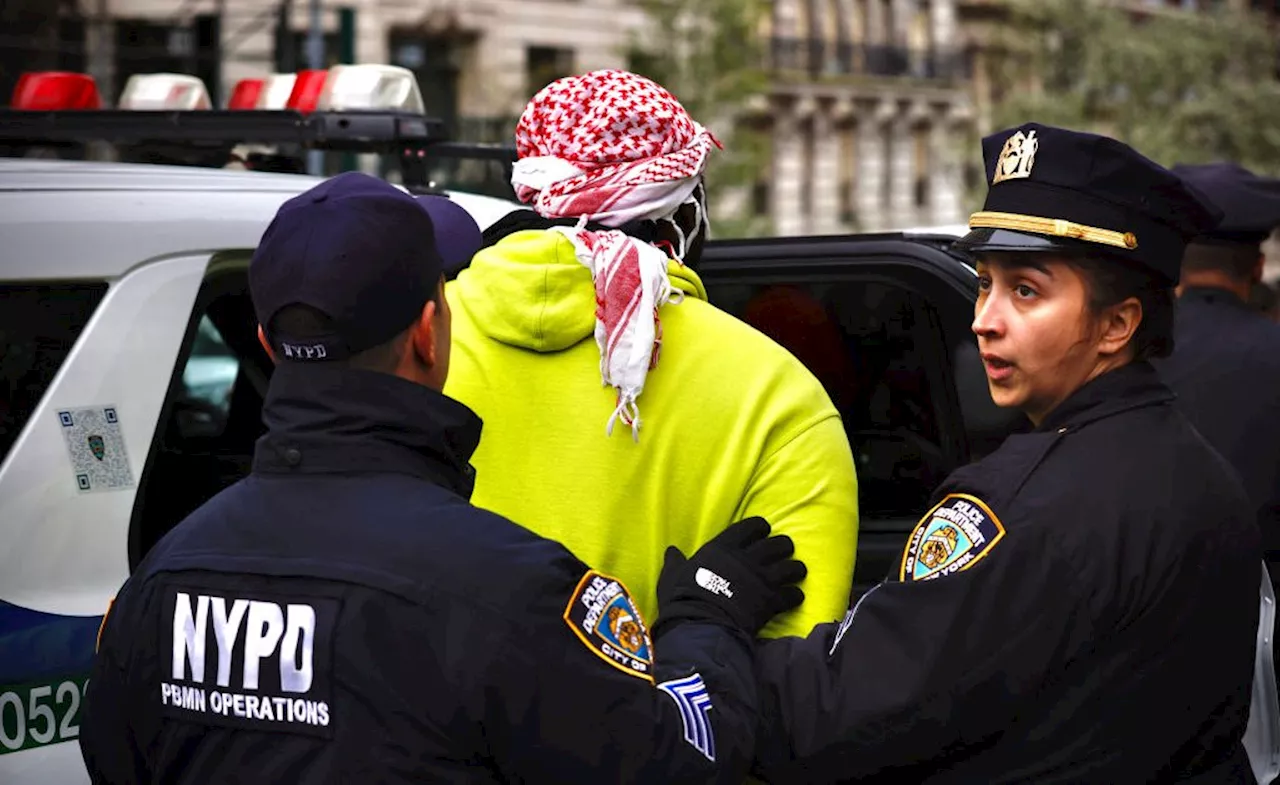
<box><xmin>268</xmin><ymin>305</ymin><xmax>411</xmax><ymax>373</ymax></box>
<box><xmin>1181</xmin><ymin>241</ymin><xmax>1261</xmax><ymax>282</ymax></box>
<box><xmin>1070</xmin><ymin>254</ymin><xmax>1175</xmax><ymax>362</ymax></box>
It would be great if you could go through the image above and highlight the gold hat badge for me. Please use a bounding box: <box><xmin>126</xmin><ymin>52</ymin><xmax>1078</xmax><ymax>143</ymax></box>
<box><xmin>992</xmin><ymin>130</ymin><xmax>1038</xmax><ymax>185</ymax></box>
<box><xmin>972</xmin><ymin>128</ymin><xmax>1138</xmax><ymax>250</ymax></box>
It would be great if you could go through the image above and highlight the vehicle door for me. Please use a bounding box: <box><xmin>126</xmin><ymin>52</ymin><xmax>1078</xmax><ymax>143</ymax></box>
<box><xmin>698</xmin><ymin>234</ymin><xmax>1030</xmax><ymax>598</ymax></box>
<box><xmin>0</xmin><ymin>251</ymin><xmax>212</xmax><ymax>784</ymax></box>
<box><xmin>0</xmin><ymin>179</ymin><xmax>300</xmax><ymax>785</ymax></box>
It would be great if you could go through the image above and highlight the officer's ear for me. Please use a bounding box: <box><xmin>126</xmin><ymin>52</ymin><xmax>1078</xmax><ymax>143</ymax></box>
<box><xmin>412</xmin><ymin>277</ymin><xmax>450</xmax><ymax>366</ymax></box>
<box><xmin>256</xmin><ymin>325</ymin><xmax>278</xmax><ymax>364</ymax></box>
<box><xmin>1096</xmin><ymin>296</ymin><xmax>1143</xmax><ymax>359</ymax></box>
<box><xmin>411</xmin><ymin>303</ymin><xmax>438</xmax><ymax>367</ymax></box>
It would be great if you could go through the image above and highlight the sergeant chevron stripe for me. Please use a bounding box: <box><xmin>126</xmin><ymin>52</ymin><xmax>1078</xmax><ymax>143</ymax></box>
<box><xmin>658</xmin><ymin>673</ymin><xmax>715</xmax><ymax>761</ymax></box>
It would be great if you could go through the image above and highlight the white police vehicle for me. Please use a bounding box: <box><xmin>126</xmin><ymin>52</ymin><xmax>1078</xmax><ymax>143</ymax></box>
<box><xmin>0</xmin><ymin>65</ymin><xmax>515</xmax><ymax>784</ymax></box>
<box><xmin>0</xmin><ymin>67</ymin><xmax>1276</xmax><ymax>785</ymax></box>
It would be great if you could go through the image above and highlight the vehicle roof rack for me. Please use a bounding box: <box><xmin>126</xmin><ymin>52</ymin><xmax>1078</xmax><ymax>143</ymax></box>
<box><xmin>0</xmin><ymin>108</ymin><xmax>517</xmax><ymax>190</ymax></box>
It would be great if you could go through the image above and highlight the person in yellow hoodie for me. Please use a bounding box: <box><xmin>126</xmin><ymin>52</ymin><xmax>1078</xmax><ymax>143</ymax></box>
<box><xmin>444</xmin><ymin>69</ymin><xmax>858</xmax><ymax>638</ymax></box>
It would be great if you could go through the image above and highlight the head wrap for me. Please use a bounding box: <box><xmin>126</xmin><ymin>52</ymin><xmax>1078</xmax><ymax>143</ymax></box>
<box><xmin>510</xmin><ymin>69</ymin><xmax>721</xmax><ymax>440</ymax></box>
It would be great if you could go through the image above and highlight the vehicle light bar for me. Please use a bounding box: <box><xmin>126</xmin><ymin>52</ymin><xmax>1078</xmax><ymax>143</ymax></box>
<box><xmin>118</xmin><ymin>73</ymin><xmax>212</xmax><ymax>110</ymax></box>
<box><xmin>0</xmin><ymin>109</ymin><xmax>444</xmax><ymax>150</ymax></box>
<box><xmin>1</xmin><ymin>66</ymin><xmax>517</xmax><ymax>190</ymax></box>
<box><xmin>227</xmin><ymin>78</ymin><xmax>265</xmax><ymax>110</ymax></box>
<box><xmin>316</xmin><ymin>64</ymin><xmax>425</xmax><ymax>113</ymax></box>
<box><xmin>256</xmin><ymin>73</ymin><xmax>298</xmax><ymax>109</ymax></box>
<box><xmin>285</xmin><ymin>69</ymin><xmax>329</xmax><ymax>113</ymax></box>
<box><xmin>10</xmin><ymin>72</ymin><xmax>102</xmax><ymax>110</ymax></box>
<box><xmin>0</xmin><ymin>108</ymin><xmax>516</xmax><ymax>188</ymax></box>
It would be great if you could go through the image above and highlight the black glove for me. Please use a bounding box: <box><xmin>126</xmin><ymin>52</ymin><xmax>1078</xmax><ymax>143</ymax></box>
<box><xmin>653</xmin><ymin>516</ymin><xmax>807</xmax><ymax>639</ymax></box>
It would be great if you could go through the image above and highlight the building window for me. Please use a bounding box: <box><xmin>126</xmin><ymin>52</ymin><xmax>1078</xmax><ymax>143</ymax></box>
<box><xmin>801</xmin><ymin>121</ymin><xmax>815</xmax><ymax>218</ymax></box>
<box><xmin>839</xmin><ymin>126</ymin><xmax>858</xmax><ymax>225</ymax></box>
<box><xmin>964</xmin><ymin>162</ymin><xmax>983</xmax><ymax>194</ymax></box>
<box><xmin>289</xmin><ymin>30</ymin><xmax>342</xmax><ymax>69</ymax></box>
<box><xmin>389</xmin><ymin>31</ymin><xmax>465</xmax><ymax>132</ymax></box>
<box><xmin>881</xmin><ymin>123</ymin><xmax>893</xmax><ymax>213</ymax></box>
<box><xmin>526</xmin><ymin>46</ymin><xmax>575</xmax><ymax>97</ymax></box>
<box><xmin>913</xmin><ymin>124</ymin><xmax>930</xmax><ymax>209</ymax></box>
<box><xmin>116</xmin><ymin>16</ymin><xmax>222</xmax><ymax>105</ymax></box>
<box><xmin>752</xmin><ymin>180</ymin><xmax>771</xmax><ymax>217</ymax></box>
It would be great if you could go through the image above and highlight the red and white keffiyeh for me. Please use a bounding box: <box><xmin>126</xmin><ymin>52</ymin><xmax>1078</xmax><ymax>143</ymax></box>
<box><xmin>510</xmin><ymin>69</ymin><xmax>722</xmax><ymax>440</ymax></box>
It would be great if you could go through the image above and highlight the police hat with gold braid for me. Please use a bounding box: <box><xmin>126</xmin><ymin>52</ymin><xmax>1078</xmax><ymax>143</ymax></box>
<box><xmin>1170</xmin><ymin>162</ymin><xmax>1280</xmax><ymax>246</ymax></box>
<box><xmin>956</xmin><ymin>123</ymin><xmax>1222</xmax><ymax>285</ymax></box>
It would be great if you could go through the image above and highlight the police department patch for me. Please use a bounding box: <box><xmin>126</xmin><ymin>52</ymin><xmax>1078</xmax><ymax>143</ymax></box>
<box><xmin>563</xmin><ymin>571</ymin><xmax>654</xmax><ymax>682</ymax></box>
<box><xmin>900</xmin><ymin>493</ymin><xmax>1006</xmax><ymax>582</ymax></box>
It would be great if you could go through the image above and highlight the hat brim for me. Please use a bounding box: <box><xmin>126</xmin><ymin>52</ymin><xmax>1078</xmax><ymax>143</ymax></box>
<box><xmin>953</xmin><ymin>226</ymin><xmax>1106</xmax><ymax>255</ymax></box>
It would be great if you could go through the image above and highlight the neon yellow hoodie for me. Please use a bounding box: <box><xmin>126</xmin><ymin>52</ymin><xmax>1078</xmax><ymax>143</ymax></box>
<box><xmin>444</xmin><ymin>230</ymin><xmax>859</xmax><ymax>638</ymax></box>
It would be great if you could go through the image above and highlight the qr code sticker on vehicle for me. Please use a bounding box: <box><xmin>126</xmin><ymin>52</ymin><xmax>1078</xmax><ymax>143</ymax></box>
<box><xmin>57</xmin><ymin>406</ymin><xmax>135</xmax><ymax>493</ymax></box>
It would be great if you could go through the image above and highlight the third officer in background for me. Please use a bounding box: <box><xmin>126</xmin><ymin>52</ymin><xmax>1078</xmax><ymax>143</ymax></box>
<box><xmin>752</xmin><ymin>123</ymin><xmax>1261</xmax><ymax>784</ymax></box>
<box><xmin>1157</xmin><ymin>162</ymin><xmax>1280</xmax><ymax>580</ymax></box>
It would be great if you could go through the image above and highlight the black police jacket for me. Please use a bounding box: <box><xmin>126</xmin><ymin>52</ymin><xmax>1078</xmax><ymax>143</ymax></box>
<box><xmin>1155</xmin><ymin>287</ymin><xmax>1280</xmax><ymax>565</ymax></box>
<box><xmin>754</xmin><ymin>362</ymin><xmax>1261</xmax><ymax>784</ymax></box>
<box><xmin>80</xmin><ymin>365</ymin><xmax>757</xmax><ymax>784</ymax></box>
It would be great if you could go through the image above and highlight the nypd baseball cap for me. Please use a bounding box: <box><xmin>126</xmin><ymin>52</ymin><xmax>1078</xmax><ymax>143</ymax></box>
<box><xmin>956</xmin><ymin>123</ymin><xmax>1223</xmax><ymax>285</ymax></box>
<box><xmin>250</xmin><ymin>171</ymin><xmax>443</xmax><ymax>362</ymax></box>
<box><xmin>415</xmin><ymin>194</ymin><xmax>483</xmax><ymax>275</ymax></box>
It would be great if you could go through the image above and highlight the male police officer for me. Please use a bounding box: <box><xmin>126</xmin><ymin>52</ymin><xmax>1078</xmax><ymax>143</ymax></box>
<box><xmin>80</xmin><ymin>172</ymin><xmax>806</xmax><ymax>784</ymax></box>
<box><xmin>1156</xmin><ymin>163</ymin><xmax>1280</xmax><ymax>581</ymax></box>
<box><xmin>751</xmin><ymin>124</ymin><xmax>1260</xmax><ymax>783</ymax></box>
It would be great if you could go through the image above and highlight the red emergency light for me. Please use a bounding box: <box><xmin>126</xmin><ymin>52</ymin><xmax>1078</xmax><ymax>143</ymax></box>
<box><xmin>10</xmin><ymin>72</ymin><xmax>103</xmax><ymax>110</ymax></box>
<box><xmin>285</xmin><ymin>69</ymin><xmax>329</xmax><ymax>113</ymax></box>
<box><xmin>226</xmin><ymin>78</ymin><xmax>265</xmax><ymax>110</ymax></box>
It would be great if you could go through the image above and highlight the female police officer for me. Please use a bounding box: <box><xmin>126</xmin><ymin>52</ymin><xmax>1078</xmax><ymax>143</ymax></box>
<box><xmin>751</xmin><ymin>123</ymin><xmax>1263</xmax><ymax>783</ymax></box>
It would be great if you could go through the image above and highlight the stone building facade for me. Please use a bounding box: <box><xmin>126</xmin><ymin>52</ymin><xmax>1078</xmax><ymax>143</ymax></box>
<box><xmin>763</xmin><ymin>0</ymin><xmax>972</xmax><ymax>234</ymax></box>
<box><xmin>57</xmin><ymin>0</ymin><xmax>974</xmax><ymax>234</ymax></box>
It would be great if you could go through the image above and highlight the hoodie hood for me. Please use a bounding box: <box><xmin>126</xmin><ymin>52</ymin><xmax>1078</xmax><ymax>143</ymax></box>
<box><xmin>452</xmin><ymin>229</ymin><xmax>708</xmax><ymax>353</ymax></box>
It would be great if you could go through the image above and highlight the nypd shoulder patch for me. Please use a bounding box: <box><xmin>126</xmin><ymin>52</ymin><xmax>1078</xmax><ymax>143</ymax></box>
<box><xmin>563</xmin><ymin>571</ymin><xmax>654</xmax><ymax>682</ymax></box>
<box><xmin>900</xmin><ymin>493</ymin><xmax>1007</xmax><ymax>582</ymax></box>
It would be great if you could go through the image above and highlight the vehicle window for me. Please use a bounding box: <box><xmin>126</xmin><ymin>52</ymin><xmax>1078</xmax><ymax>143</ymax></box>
<box><xmin>177</xmin><ymin>315</ymin><xmax>241</xmax><ymax>439</ymax></box>
<box><xmin>712</xmin><ymin>279</ymin><xmax>953</xmax><ymax>519</ymax></box>
<box><xmin>0</xmin><ymin>282</ymin><xmax>108</xmax><ymax>465</ymax></box>
<box><xmin>130</xmin><ymin>268</ymin><xmax>271</xmax><ymax>567</ymax></box>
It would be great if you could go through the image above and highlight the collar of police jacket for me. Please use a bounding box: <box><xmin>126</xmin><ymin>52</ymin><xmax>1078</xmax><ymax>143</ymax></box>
<box><xmin>252</xmin><ymin>364</ymin><xmax>481</xmax><ymax>498</ymax></box>
<box><xmin>1180</xmin><ymin>285</ymin><xmax>1252</xmax><ymax>310</ymax></box>
<box><xmin>1036</xmin><ymin>361</ymin><xmax>1175</xmax><ymax>435</ymax></box>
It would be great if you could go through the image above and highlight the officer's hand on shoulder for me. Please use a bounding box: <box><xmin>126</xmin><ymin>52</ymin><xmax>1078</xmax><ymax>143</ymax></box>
<box><xmin>654</xmin><ymin>516</ymin><xmax>807</xmax><ymax>639</ymax></box>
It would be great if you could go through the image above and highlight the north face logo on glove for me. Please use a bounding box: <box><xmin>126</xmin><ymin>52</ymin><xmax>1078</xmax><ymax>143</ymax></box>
<box><xmin>695</xmin><ymin>568</ymin><xmax>733</xmax><ymax>598</ymax></box>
